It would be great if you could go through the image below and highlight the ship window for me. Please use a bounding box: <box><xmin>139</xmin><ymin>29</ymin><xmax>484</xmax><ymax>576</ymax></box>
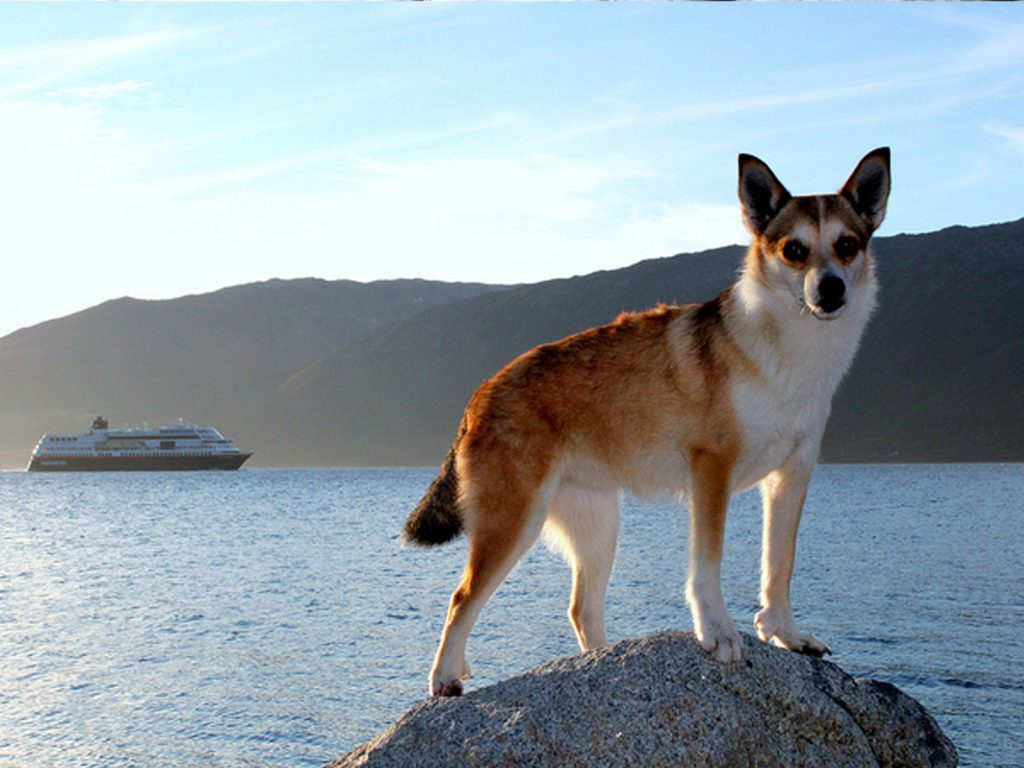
<box><xmin>160</xmin><ymin>440</ymin><xmax>176</xmax><ymax>450</ymax></box>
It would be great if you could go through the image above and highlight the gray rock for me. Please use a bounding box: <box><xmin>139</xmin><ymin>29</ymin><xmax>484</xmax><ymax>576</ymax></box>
<box><xmin>327</xmin><ymin>632</ymin><xmax>957</xmax><ymax>768</ymax></box>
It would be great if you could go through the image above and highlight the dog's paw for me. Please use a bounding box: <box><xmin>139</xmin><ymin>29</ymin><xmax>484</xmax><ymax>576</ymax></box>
<box><xmin>791</xmin><ymin>635</ymin><xmax>832</xmax><ymax>657</ymax></box>
<box><xmin>431</xmin><ymin>679</ymin><xmax>464</xmax><ymax>697</ymax></box>
<box><xmin>697</xmin><ymin>618</ymin><xmax>744</xmax><ymax>664</ymax></box>
<box><xmin>429</xmin><ymin>661</ymin><xmax>472</xmax><ymax>698</ymax></box>
<box><xmin>755</xmin><ymin>606</ymin><xmax>831</xmax><ymax>657</ymax></box>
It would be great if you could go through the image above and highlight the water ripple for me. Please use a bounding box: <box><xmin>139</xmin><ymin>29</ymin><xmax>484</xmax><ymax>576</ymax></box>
<box><xmin>0</xmin><ymin>465</ymin><xmax>1020</xmax><ymax>768</ymax></box>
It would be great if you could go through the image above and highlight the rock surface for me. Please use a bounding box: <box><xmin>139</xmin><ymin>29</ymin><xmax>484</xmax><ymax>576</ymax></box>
<box><xmin>327</xmin><ymin>632</ymin><xmax>957</xmax><ymax>768</ymax></box>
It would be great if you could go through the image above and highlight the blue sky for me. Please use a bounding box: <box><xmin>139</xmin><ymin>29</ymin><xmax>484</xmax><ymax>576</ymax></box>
<box><xmin>1</xmin><ymin>3</ymin><xmax>1022</xmax><ymax>336</ymax></box>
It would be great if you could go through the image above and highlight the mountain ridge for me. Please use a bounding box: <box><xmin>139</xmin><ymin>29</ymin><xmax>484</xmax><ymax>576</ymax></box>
<box><xmin>0</xmin><ymin>277</ymin><xmax>507</xmax><ymax>467</ymax></box>
<box><xmin>2</xmin><ymin>218</ymin><xmax>1021</xmax><ymax>468</ymax></box>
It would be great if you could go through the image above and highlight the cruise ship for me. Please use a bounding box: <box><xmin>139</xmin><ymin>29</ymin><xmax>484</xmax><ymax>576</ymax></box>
<box><xmin>27</xmin><ymin>417</ymin><xmax>253</xmax><ymax>472</ymax></box>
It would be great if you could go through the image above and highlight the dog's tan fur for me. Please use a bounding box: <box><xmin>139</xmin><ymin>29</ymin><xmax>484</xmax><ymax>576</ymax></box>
<box><xmin>405</xmin><ymin>148</ymin><xmax>891</xmax><ymax>696</ymax></box>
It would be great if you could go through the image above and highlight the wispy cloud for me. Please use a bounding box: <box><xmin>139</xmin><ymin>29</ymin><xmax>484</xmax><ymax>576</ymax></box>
<box><xmin>983</xmin><ymin>122</ymin><xmax>1024</xmax><ymax>155</ymax></box>
<box><xmin>0</xmin><ymin>28</ymin><xmax>202</xmax><ymax>97</ymax></box>
<box><xmin>534</xmin><ymin>72</ymin><xmax>960</xmax><ymax>148</ymax></box>
<box><xmin>916</xmin><ymin>8</ymin><xmax>1024</xmax><ymax>73</ymax></box>
<box><xmin>48</xmin><ymin>80</ymin><xmax>156</xmax><ymax>103</ymax></box>
<box><xmin>934</xmin><ymin>154</ymin><xmax>995</xmax><ymax>194</ymax></box>
<box><xmin>535</xmin><ymin>12</ymin><xmax>1024</xmax><ymax>150</ymax></box>
<box><xmin>237</xmin><ymin>153</ymin><xmax>743</xmax><ymax>285</ymax></box>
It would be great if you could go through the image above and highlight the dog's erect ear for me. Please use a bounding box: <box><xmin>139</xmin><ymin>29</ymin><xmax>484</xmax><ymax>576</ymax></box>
<box><xmin>840</xmin><ymin>147</ymin><xmax>891</xmax><ymax>233</ymax></box>
<box><xmin>738</xmin><ymin>154</ymin><xmax>792</xmax><ymax>235</ymax></box>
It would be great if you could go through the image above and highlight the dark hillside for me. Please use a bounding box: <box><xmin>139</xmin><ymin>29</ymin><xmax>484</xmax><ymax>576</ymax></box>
<box><xmin>828</xmin><ymin>219</ymin><xmax>1024</xmax><ymax>461</ymax></box>
<box><xmin>0</xmin><ymin>278</ymin><xmax>504</xmax><ymax>467</ymax></box>
<box><xmin>262</xmin><ymin>246</ymin><xmax>743</xmax><ymax>465</ymax></box>
<box><xmin>1</xmin><ymin>218</ymin><xmax>1020</xmax><ymax>468</ymax></box>
<box><xmin>262</xmin><ymin>218</ymin><xmax>1024</xmax><ymax>465</ymax></box>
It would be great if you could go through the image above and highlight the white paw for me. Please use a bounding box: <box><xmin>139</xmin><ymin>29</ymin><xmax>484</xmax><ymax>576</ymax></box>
<box><xmin>696</xmin><ymin>614</ymin><xmax>744</xmax><ymax>663</ymax></box>
<box><xmin>755</xmin><ymin>606</ymin><xmax>832</xmax><ymax>657</ymax></box>
<box><xmin>430</xmin><ymin>661</ymin><xmax>472</xmax><ymax>698</ymax></box>
<box><xmin>689</xmin><ymin>582</ymin><xmax>743</xmax><ymax>664</ymax></box>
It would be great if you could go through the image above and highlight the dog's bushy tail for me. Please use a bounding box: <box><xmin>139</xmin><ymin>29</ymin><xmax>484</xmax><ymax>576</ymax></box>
<box><xmin>403</xmin><ymin>421</ymin><xmax>466</xmax><ymax>546</ymax></box>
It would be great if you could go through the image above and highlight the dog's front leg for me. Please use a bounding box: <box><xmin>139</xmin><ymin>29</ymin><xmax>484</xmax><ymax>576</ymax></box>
<box><xmin>686</xmin><ymin>449</ymin><xmax>743</xmax><ymax>663</ymax></box>
<box><xmin>755</xmin><ymin>462</ymin><xmax>832</xmax><ymax>657</ymax></box>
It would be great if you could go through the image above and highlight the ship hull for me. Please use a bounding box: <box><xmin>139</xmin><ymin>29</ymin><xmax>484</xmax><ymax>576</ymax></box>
<box><xmin>27</xmin><ymin>453</ymin><xmax>252</xmax><ymax>472</ymax></box>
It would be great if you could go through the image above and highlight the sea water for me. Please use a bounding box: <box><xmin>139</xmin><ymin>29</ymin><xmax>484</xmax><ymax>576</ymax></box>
<box><xmin>0</xmin><ymin>465</ymin><xmax>1021</xmax><ymax>768</ymax></box>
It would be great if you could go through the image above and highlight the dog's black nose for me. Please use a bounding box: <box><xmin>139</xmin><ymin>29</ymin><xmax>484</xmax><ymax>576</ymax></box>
<box><xmin>818</xmin><ymin>275</ymin><xmax>846</xmax><ymax>313</ymax></box>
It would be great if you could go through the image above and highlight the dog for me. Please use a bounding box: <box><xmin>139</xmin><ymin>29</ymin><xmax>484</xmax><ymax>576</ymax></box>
<box><xmin>404</xmin><ymin>148</ymin><xmax>891</xmax><ymax>696</ymax></box>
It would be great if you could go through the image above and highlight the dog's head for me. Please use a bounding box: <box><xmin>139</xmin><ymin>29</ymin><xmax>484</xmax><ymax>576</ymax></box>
<box><xmin>738</xmin><ymin>148</ymin><xmax>890</xmax><ymax>322</ymax></box>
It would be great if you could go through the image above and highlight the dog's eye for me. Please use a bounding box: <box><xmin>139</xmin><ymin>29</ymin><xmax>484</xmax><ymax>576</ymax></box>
<box><xmin>782</xmin><ymin>240</ymin><xmax>808</xmax><ymax>264</ymax></box>
<box><xmin>835</xmin><ymin>236</ymin><xmax>860</xmax><ymax>260</ymax></box>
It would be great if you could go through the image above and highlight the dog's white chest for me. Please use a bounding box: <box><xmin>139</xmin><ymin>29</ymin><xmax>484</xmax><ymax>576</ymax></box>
<box><xmin>730</xmin><ymin>326</ymin><xmax>862</xmax><ymax>489</ymax></box>
<box><xmin>731</xmin><ymin>376</ymin><xmax>830</xmax><ymax>488</ymax></box>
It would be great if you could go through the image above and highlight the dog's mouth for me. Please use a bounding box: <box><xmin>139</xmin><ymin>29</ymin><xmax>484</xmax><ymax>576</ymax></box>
<box><xmin>812</xmin><ymin>305</ymin><xmax>845</xmax><ymax>321</ymax></box>
<box><xmin>797</xmin><ymin>298</ymin><xmax>846</xmax><ymax>321</ymax></box>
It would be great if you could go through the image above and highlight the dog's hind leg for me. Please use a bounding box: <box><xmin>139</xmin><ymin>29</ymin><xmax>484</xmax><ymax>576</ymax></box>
<box><xmin>755</xmin><ymin>461</ymin><xmax>832</xmax><ymax>657</ymax></box>
<box><xmin>545</xmin><ymin>482</ymin><xmax>620</xmax><ymax>651</ymax></box>
<box><xmin>429</xmin><ymin>486</ymin><xmax>549</xmax><ymax>697</ymax></box>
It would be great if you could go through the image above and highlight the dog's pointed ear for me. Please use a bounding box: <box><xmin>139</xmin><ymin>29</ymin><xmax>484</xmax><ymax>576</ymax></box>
<box><xmin>738</xmin><ymin>154</ymin><xmax>792</xmax><ymax>235</ymax></box>
<box><xmin>840</xmin><ymin>147</ymin><xmax>891</xmax><ymax>233</ymax></box>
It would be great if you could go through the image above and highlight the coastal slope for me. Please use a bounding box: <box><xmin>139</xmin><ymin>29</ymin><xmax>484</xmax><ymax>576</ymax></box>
<box><xmin>1</xmin><ymin>218</ymin><xmax>1021</xmax><ymax>467</ymax></box>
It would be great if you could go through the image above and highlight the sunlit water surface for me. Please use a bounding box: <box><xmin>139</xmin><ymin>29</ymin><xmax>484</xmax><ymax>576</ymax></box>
<box><xmin>0</xmin><ymin>465</ymin><xmax>1021</xmax><ymax>767</ymax></box>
